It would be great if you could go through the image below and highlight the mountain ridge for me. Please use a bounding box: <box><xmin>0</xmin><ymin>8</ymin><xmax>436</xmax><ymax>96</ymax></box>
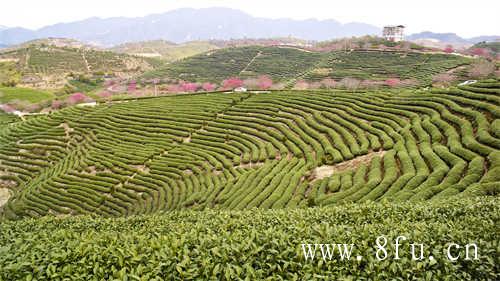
<box><xmin>1</xmin><ymin>8</ymin><xmax>498</xmax><ymax>47</ymax></box>
<box><xmin>0</xmin><ymin>7</ymin><xmax>380</xmax><ymax>46</ymax></box>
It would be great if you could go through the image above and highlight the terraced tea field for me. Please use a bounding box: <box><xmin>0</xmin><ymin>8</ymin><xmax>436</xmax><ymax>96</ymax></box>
<box><xmin>142</xmin><ymin>46</ymin><xmax>473</xmax><ymax>86</ymax></box>
<box><xmin>0</xmin><ymin>80</ymin><xmax>498</xmax><ymax>219</ymax></box>
<box><xmin>0</xmin><ymin>45</ymin><xmax>160</xmax><ymax>87</ymax></box>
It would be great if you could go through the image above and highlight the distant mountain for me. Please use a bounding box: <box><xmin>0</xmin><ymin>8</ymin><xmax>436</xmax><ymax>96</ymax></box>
<box><xmin>0</xmin><ymin>25</ymin><xmax>7</xmax><ymax>30</ymax></box>
<box><xmin>0</xmin><ymin>8</ymin><xmax>380</xmax><ymax>46</ymax></box>
<box><xmin>110</xmin><ymin>40</ymin><xmax>219</xmax><ymax>61</ymax></box>
<box><xmin>407</xmin><ymin>31</ymin><xmax>499</xmax><ymax>45</ymax></box>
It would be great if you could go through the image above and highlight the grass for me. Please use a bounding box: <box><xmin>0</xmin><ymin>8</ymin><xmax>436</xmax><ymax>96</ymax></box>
<box><xmin>0</xmin><ymin>87</ymin><xmax>54</xmax><ymax>103</ymax></box>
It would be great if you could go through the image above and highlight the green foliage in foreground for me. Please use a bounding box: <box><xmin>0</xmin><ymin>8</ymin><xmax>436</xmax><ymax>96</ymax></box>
<box><xmin>0</xmin><ymin>197</ymin><xmax>498</xmax><ymax>280</ymax></box>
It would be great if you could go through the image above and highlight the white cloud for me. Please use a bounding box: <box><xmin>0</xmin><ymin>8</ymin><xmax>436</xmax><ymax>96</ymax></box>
<box><xmin>0</xmin><ymin>0</ymin><xmax>498</xmax><ymax>37</ymax></box>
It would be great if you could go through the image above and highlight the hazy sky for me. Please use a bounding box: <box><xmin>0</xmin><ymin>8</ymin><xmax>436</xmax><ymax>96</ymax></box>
<box><xmin>1</xmin><ymin>0</ymin><xmax>498</xmax><ymax>37</ymax></box>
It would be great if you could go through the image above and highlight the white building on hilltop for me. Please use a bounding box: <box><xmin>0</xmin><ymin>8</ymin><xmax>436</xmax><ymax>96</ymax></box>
<box><xmin>383</xmin><ymin>25</ymin><xmax>405</xmax><ymax>42</ymax></box>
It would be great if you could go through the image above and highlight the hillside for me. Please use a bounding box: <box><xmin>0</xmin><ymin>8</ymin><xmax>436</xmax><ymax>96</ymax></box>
<box><xmin>110</xmin><ymin>40</ymin><xmax>219</xmax><ymax>62</ymax></box>
<box><xmin>0</xmin><ymin>44</ymin><xmax>160</xmax><ymax>88</ymax></box>
<box><xmin>0</xmin><ymin>80</ymin><xmax>498</xmax><ymax>219</ymax></box>
<box><xmin>142</xmin><ymin>46</ymin><xmax>473</xmax><ymax>87</ymax></box>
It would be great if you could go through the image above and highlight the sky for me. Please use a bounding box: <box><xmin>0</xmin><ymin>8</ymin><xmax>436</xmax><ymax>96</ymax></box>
<box><xmin>1</xmin><ymin>0</ymin><xmax>499</xmax><ymax>37</ymax></box>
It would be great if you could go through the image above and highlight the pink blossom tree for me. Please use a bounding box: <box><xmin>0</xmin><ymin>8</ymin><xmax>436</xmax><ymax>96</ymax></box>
<box><xmin>293</xmin><ymin>80</ymin><xmax>310</xmax><ymax>90</ymax></box>
<box><xmin>202</xmin><ymin>82</ymin><xmax>216</xmax><ymax>92</ymax></box>
<box><xmin>385</xmin><ymin>78</ymin><xmax>401</xmax><ymax>87</ymax></box>
<box><xmin>444</xmin><ymin>45</ymin><xmax>454</xmax><ymax>53</ymax></box>
<box><xmin>470</xmin><ymin>48</ymin><xmax>487</xmax><ymax>57</ymax></box>
<box><xmin>66</xmin><ymin>93</ymin><xmax>90</xmax><ymax>105</ymax></box>
<box><xmin>222</xmin><ymin>77</ymin><xmax>244</xmax><ymax>90</ymax></box>
<box><xmin>180</xmin><ymin>82</ymin><xmax>199</xmax><ymax>92</ymax></box>
<box><xmin>167</xmin><ymin>84</ymin><xmax>183</xmax><ymax>93</ymax></box>
<box><xmin>51</xmin><ymin>100</ymin><xmax>63</xmax><ymax>110</ymax></box>
<box><xmin>128</xmin><ymin>80</ymin><xmax>137</xmax><ymax>92</ymax></box>
<box><xmin>0</xmin><ymin>104</ymin><xmax>15</xmax><ymax>113</ymax></box>
<box><xmin>257</xmin><ymin>75</ymin><xmax>273</xmax><ymax>90</ymax></box>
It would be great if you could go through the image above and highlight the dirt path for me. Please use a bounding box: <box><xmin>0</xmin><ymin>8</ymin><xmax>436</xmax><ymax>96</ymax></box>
<box><xmin>446</xmin><ymin>65</ymin><xmax>467</xmax><ymax>74</ymax></box>
<box><xmin>81</xmin><ymin>51</ymin><xmax>91</xmax><ymax>72</ymax></box>
<box><xmin>240</xmin><ymin>51</ymin><xmax>262</xmax><ymax>74</ymax></box>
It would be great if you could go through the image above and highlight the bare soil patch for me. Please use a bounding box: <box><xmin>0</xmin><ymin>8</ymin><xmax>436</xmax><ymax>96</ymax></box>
<box><xmin>0</xmin><ymin>188</ymin><xmax>12</xmax><ymax>208</ymax></box>
<box><xmin>311</xmin><ymin>150</ymin><xmax>386</xmax><ymax>181</ymax></box>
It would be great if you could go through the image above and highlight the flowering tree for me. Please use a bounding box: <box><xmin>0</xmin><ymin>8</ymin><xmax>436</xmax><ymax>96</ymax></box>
<box><xmin>257</xmin><ymin>75</ymin><xmax>273</xmax><ymax>90</ymax></box>
<box><xmin>340</xmin><ymin>78</ymin><xmax>361</xmax><ymax>92</ymax></box>
<box><xmin>66</xmin><ymin>93</ymin><xmax>90</xmax><ymax>105</ymax></box>
<box><xmin>0</xmin><ymin>104</ymin><xmax>15</xmax><ymax>113</ymax></box>
<box><xmin>432</xmin><ymin>73</ymin><xmax>455</xmax><ymax>87</ymax></box>
<box><xmin>180</xmin><ymin>82</ymin><xmax>199</xmax><ymax>92</ymax></box>
<box><xmin>222</xmin><ymin>77</ymin><xmax>244</xmax><ymax>90</ymax></box>
<box><xmin>444</xmin><ymin>45</ymin><xmax>454</xmax><ymax>53</ymax></box>
<box><xmin>202</xmin><ymin>82</ymin><xmax>216</xmax><ymax>92</ymax></box>
<box><xmin>25</xmin><ymin>103</ymin><xmax>41</xmax><ymax>113</ymax></box>
<box><xmin>320</xmin><ymin>78</ymin><xmax>337</xmax><ymax>89</ymax></box>
<box><xmin>104</xmin><ymin>80</ymin><xmax>115</xmax><ymax>87</ymax></box>
<box><xmin>128</xmin><ymin>80</ymin><xmax>137</xmax><ymax>92</ymax></box>
<box><xmin>167</xmin><ymin>84</ymin><xmax>183</xmax><ymax>93</ymax></box>
<box><xmin>470</xmin><ymin>48</ymin><xmax>487</xmax><ymax>57</ymax></box>
<box><xmin>293</xmin><ymin>80</ymin><xmax>310</xmax><ymax>90</ymax></box>
<box><xmin>385</xmin><ymin>78</ymin><xmax>401</xmax><ymax>87</ymax></box>
<box><xmin>51</xmin><ymin>100</ymin><xmax>63</xmax><ymax>110</ymax></box>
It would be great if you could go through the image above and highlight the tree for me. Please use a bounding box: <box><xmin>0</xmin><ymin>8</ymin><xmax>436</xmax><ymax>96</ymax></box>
<box><xmin>66</xmin><ymin>93</ymin><xmax>90</xmax><ymax>105</ymax></box>
<box><xmin>469</xmin><ymin>60</ymin><xmax>495</xmax><ymax>79</ymax></box>
<box><xmin>385</xmin><ymin>78</ymin><xmax>401</xmax><ymax>87</ymax></box>
<box><xmin>167</xmin><ymin>84</ymin><xmax>182</xmax><ymax>93</ymax></box>
<box><xmin>222</xmin><ymin>77</ymin><xmax>244</xmax><ymax>90</ymax></box>
<box><xmin>51</xmin><ymin>100</ymin><xmax>63</xmax><ymax>110</ymax></box>
<box><xmin>340</xmin><ymin>77</ymin><xmax>361</xmax><ymax>91</ymax></box>
<box><xmin>293</xmin><ymin>80</ymin><xmax>309</xmax><ymax>90</ymax></box>
<box><xmin>128</xmin><ymin>80</ymin><xmax>137</xmax><ymax>92</ymax></box>
<box><xmin>470</xmin><ymin>48</ymin><xmax>488</xmax><ymax>57</ymax></box>
<box><xmin>0</xmin><ymin>104</ymin><xmax>15</xmax><ymax>113</ymax></box>
<box><xmin>180</xmin><ymin>82</ymin><xmax>199</xmax><ymax>92</ymax></box>
<box><xmin>444</xmin><ymin>45</ymin><xmax>454</xmax><ymax>53</ymax></box>
<box><xmin>202</xmin><ymin>82</ymin><xmax>216</xmax><ymax>92</ymax></box>
<box><xmin>257</xmin><ymin>75</ymin><xmax>273</xmax><ymax>90</ymax></box>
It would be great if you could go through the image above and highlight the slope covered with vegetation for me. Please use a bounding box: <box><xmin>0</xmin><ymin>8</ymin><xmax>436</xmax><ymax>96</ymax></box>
<box><xmin>142</xmin><ymin>46</ymin><xmax>473</xmax><ymax>86</ymax></box>
<box><xmin>0</xmin><ymin>196</ymin><xmax>497</xmax><ymax>280</ymax></box>
<box><xmin>0</xmin><ymin>44</ymin><xmax>160</xmax><ymax>88</ymax></box>
<box><xmin>0</xmin><ymin>80</ymin><xmax>498</xmax><ymax>219</ymax></box>
<box><xmin>110</xmin><ymin>40</ymin><xmax>219</xmax><ymax>62</ymax></box>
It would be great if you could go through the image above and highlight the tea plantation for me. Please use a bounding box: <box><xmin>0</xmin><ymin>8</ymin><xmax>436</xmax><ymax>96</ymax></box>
<box><xmin>0</xmin><ymin>79</ymin><xmax>498</xmax><ymax>279</ymax></box>
<box><xmin>0</xmin><ymin>80</ymin><xmax>498</xmax><ymax>218</ymax></box>
<box><xmin>142</xmin><ymin>46</ymin><xmax>472</xmax><ymax>86</ymax></box>
<box><xmin>0</xmin><ymin>197</ymin><xmax>498</xmax><ymax>280</ymax></box>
